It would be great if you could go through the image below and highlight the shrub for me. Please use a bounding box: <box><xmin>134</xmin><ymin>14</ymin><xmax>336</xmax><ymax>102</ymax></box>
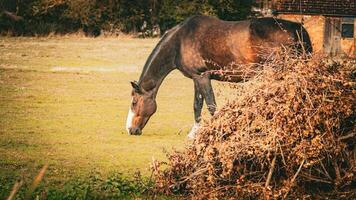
<box><xmin>153</xmin><ymin>52</ymin><xmax>356</xmax><ymax>199</ymax></box>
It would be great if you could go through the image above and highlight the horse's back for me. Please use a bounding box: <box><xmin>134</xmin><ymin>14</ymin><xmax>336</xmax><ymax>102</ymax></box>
<box><xmin>176</xmin><ymin>16</ymin><xmax>252</xmax><ymax>75</ymax></box>
<box><xmin>175</xmin><ymin>16</ymin><xmax>312</xmax><ymax>79</ymax></box>
<box><xmin>180</xmin><ymin>16</ymin><xmax>312</xmax><ymax>51</ymax></box>
<box><xmin>249</xmin><ymin>17</ymin><xmax>313</xmax><ymax>53</ymax></box>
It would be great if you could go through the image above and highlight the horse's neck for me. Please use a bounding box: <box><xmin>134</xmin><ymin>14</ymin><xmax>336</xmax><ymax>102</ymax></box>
<box><xmin>138</xmin><ymin>25</ymin><xmax>181</xmax><ymax>97</ymax></box>
<box><xmin>138</xmin><ymin>49</ymin><xmax>176</xmax><ymax>97</ymax></box>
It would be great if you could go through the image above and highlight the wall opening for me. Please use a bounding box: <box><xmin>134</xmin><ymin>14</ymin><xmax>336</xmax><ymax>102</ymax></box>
<box><xmin>341</xmin><ymin>17</ymin><xmax>355</xmax><ymax>39</ymax></box>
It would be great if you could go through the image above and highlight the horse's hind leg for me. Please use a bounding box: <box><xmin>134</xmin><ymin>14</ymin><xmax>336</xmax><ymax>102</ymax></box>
<box><xmin>188</xmin><ymin>81</ymin><xmax>204</xmax><ymax>139</ymax></box>
<box><xmin>193</xmin><ymin>81</ymin><xmax>204</xmax><ymax>123</ymax></box>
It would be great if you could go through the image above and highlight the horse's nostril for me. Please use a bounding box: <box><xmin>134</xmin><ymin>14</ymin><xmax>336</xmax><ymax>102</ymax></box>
<box><xmin>136</xmin><ymin>129</ymin><xmax>142</xmax><ymax>135</ymax></box>
<box><xmin>129</xmin><ymin>127</ymin><xmax>142</xmax><ymax>135</ymax></box>
<box><xmin>133</xmin><ymin>128</ymin><xmax>141</xmax><ymax>135</ymax></box>
<box><xmin>128</xmin><ymin>128</ymin><xmax>134</xmax><ymax>135</ymax></box>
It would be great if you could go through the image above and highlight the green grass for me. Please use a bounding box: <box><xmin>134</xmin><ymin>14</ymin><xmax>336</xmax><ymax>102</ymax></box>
<box><xmin>0</xmin><ymin>36</ymin><xmax>234</xmax><ymax>199</ymax></box>
<box><xmin>0</xmin><ymin>36</ymin><xmax>193</xmax><ymax>199</ymax></box>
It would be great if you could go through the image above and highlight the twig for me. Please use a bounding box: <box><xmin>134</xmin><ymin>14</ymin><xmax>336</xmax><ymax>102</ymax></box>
<box><xmin>173</xmin><ymin>167</ymin><xmax>208</xmax><ymax>187</ymax></box>
<box><xmin>264</xmin><ymin>153</ymin><xmax>277</xmax><ymax>200</ymax></box>
<box><xmin>332</xmin><ymin>160</ymin><xmax>341</xmax><ymax>187</ymax></box>
<box><xmin>2</xmin><ymin>10</ymin><xmax>23</xmax><ymax>21</ymax></box>
<box><xmin>295</xmin><ymin>30</ymin><xmax>306</xmax><ymax>57</ymax></box>
<box><xmin>283</xmin><ymin>159</ymin><xmax>305</xmax><ymax>199</ymax></box>
<box><xmin>277</xmin><ymin>140</ymin><xmax>286</xmax><ymax>166</ymax></box>
<box><xmin>299</xmin><ymin>172</ymin><xmax>332</xmax><ymax>184</ymax></box>
<box><xmin>338</xmin><ymin>132</ymin><xmax>355</xmax><ymax>141</ymax></box>
<box><xmin>24</xmin><ymin>164</ymin><xmax>48</xmax><ymax>200</ymax></box>
<box><xmin>265</xmin><ymin>154</ymin><xmax>277</xmax><ymax>188</ymax></box>
<box><xmin>319</xmin><ymin>160</ymin><xmax>333</xmax><ymax>181</ymax></box>
<box><xmin>7</xmin><ymin>180</ymin><xmax>23</xmax><ymax>200</ymax></box>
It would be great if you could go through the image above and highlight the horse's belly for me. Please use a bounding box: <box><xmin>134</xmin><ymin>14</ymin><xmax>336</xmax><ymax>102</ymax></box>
<box><xmin>209</xmin><ymin>64</ymin><xmax>258</xmax><ymax>82</ymax></box>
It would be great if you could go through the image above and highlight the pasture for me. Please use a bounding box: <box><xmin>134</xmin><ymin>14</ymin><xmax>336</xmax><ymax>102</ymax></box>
<box><xmin>0</xmin><ymin>37</ymin><xmax>233</xmax><ymax>198</ymax></box>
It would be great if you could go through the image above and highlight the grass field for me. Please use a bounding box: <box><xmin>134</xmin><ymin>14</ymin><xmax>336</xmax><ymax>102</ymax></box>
<box><xmin>0</xmin><ymin>36</ymin><xmax>234</xmax><ymax>199</ymax></box>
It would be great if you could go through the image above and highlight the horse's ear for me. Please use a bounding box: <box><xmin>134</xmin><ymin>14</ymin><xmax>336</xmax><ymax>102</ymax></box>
<box><xmin>130</xmin><ymin>81</ymin><xmax>142</xmax><ymax>93</ymax></box>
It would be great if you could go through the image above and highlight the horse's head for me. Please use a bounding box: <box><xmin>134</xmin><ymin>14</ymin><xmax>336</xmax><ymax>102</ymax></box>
<box><xmin>126</xmin><ymin>81</ymin><xmax>157</xmax><ymax>135</ymax></box>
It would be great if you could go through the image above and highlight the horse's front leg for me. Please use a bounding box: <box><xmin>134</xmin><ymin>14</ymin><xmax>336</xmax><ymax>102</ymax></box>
<box><xmin>194</xmin><ymin>72</ymin><xmax>217</xmax><ymax>116</ymax></box>
<box><xmin>188</xmin><ymin>72</ymin><xmax>217</xmax><ymax>139</ymax></box>
<box><xmin>187</xmin><ymin>81</ymin><xmax>204</xmax><ymax>139</ymax></box>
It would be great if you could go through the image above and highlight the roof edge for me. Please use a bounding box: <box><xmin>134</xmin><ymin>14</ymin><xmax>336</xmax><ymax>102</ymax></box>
<box><xmin>275</xmin><ymin>11</ymin><xmax>356</xmax><ymax>18</ymax></box>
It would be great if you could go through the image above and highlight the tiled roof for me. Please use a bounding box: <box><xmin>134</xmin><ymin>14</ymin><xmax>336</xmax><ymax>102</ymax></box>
<box><xmin>274</xmin><ymin>0</ymin><xmax>356</xmax><ymax>16</ymax></box>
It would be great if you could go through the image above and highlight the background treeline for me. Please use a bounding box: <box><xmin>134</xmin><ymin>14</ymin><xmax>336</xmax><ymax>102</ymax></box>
<box><xmin>0</xmin><ymin>0</ymin><xmax>254</xmax><ymax>37</ymax></box>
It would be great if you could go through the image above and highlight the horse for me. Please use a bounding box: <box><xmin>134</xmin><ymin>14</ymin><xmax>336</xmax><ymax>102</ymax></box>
<box><xmin>126</xmin><ymin>15</ymin><xmax>312</xmax><ymax>138</ymax></box>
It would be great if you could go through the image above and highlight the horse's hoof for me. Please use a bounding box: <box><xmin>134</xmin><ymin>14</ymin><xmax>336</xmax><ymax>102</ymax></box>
<box><xmin>187</xmin><ymin>123</ymin><xmax>200</xmax><ymax>140</ymax></box>
<box><xmin>187</xmin><ymin>132</ymin><xmax>195</xmax><ymax>140</ymax></box>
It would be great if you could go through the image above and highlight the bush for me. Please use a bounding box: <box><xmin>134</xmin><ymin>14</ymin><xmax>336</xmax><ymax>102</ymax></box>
<box><xmin>153</xmin><ymin>52</ymin><xmax>356</xmax><ymax>199</ymax></box>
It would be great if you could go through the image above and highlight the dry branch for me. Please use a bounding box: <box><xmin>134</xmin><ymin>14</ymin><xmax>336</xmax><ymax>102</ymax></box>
<box><xmin>153</xmin><ymin>52</ymin><xmax>355</xmax><ymax>199</ymax></box>
<box><xmin>6</xmin><ymin>181</ymin><xmax>23</xmax><ymax>200</ymax></box>
<box><xmin>283</xmin><ymin>159</ymin><xmax>305</xmax><ymax>199</ymax></box>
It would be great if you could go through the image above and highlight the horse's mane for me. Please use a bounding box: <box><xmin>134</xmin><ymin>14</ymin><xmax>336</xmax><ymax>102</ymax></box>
<box><xmin>138</xmin><ymin>23</ymin><xmax>183</xmax><ymax>85</ymax></box>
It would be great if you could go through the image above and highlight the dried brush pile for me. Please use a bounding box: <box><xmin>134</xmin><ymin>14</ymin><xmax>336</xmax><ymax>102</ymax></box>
<box><xmin>152</xmin><ymin>53</ymin><xmax>355</xmax><ymax>199</ymax></box>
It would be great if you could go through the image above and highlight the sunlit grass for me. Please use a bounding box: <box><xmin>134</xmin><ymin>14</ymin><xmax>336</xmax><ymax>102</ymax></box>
<box><xmin>0</xmin><ymin>36</ymin><xmax>235</xmax><ymax>198</ymax></box>
<box><xmin>0</xmin><ymin>36</ymin><xmax>196</xmax><ymax>198</ymax></box>
<box><xmin>0</xmin><ymin>37</ymin><xmax>157</xmax><ymax>70</ymax></box>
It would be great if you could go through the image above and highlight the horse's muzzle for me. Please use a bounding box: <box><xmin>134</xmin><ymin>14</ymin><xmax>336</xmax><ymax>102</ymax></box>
<box><xmin>128</xmin><ymin>127</ymin><xmax>142</xmax><ymax>135</ymax></box>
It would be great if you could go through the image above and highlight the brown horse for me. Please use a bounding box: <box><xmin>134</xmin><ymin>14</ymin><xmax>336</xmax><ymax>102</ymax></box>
<box><xmin>126</xmin><ymin>15</ymin><xmax>312</xmax><ymax>137</ymax></box>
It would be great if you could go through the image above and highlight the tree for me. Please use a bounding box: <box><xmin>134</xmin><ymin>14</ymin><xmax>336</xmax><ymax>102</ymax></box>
<box><xmin>209</xmin><ymin>0</ymin><xmax>253</xmax><ymax>21</ymax></box>
<box><xmin>158</xmin><ymin>0</ymin><xmax>215</xmax><ymax>33</ymax></box>
<box><xmin>0</xmin><ymin>0</ymin><xmax>255</xmax><ymax>36</ymax></box>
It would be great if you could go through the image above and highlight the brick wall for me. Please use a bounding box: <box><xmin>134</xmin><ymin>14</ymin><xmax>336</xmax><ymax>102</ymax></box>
<box><xmin>278</xmin><ymin>14</ymin><xmax>356</xmax><ymax>57</ymax></box>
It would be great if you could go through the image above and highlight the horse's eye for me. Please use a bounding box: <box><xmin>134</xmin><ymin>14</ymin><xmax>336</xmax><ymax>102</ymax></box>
<box><xmin>132</xmin><ymin>101</ymin><xmax>137</xmax><ymax>106</ymax></box>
